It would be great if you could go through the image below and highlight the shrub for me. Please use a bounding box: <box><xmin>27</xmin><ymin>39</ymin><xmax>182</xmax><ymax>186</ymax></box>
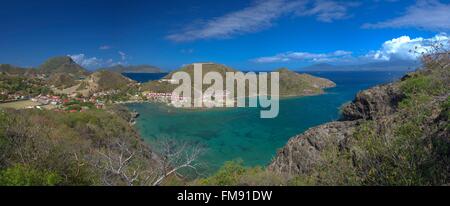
<box><xmin>443</xmin><ymin>96</ymin><xmax>450</xmax><ymax>129</ymax></box>
<box><xmin>0</xmin><ymin>164</ymin><xmax>61</xmax><ymax>186</ymax></box>
<box><xmin>196</xmin><ymin>160</ymin><xmax>284</xmax><ymax>186</ymax></box>
<box><xmin>400</xmin><ymin>75</ymin><xmax>433</xmax><ymax>95</ymax></box>
<box><xmin>197</xmin><ymin>160</ymin><xmax>247</xmax><ymax>186</ymax></box>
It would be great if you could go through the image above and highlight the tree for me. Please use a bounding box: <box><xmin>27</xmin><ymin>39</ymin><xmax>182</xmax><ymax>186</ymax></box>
<box><xmin>91</xmin><ymin>138</ymin><xmax>204</xmax><ymax>186</ymax></box>
<box><xmin>0</xmin><ymin>164</ymin><xmax>61</xmax><ymax>186</ymax></box>
<box><xmin>92</xmin><ymin>140</ymin><xmax>147</xmax><ymax>186</ymax></box>
<box><xmin>151</xmin><ymin>138</ymin><xmax>204</xmax><ymax>186</ymax></box>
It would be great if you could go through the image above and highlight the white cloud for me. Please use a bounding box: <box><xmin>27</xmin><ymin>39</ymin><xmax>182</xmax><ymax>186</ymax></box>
<box><xmin>118</xmin><ymin>51</ymin><xmax>127</xmax><ymax>61</ymax></box>
<box><xmin>253</xmin><ymin>33</ymin><xmax>449</xmax><ymax>63</ymax></box>
<box><xmin>363</xmin><ymin>0</ymin><xmax>450</xmax><ymax>31</ymax></box>
<box><xmin>113</xmin><ymin>51</ymin><xmax>129</xmax><ymax>66</ymax></box>
<box><xmin>296</xmin><ymin>0</ymin><xmax>360</xmax><ymax>22</ymax></box>
<box><xmin>68</xmin><ymin>52</ymin><xmax>130</xmax><ymax>69</ymax></box>
<box><xmin>254</xmin><ymin>50</ymin><xmax>353</xmax><ymax>63</ymax></box>
<box><xmin>68</xmin><ymin>54</ymin><xmax>102</xmax><ymax>68</ymax></box>
<box><xmin>364</xmin><ymin>33</ymin><xmax>449</xmax><ymax>61</ymax></box>
<box><xmin>167</xmin><ymin>0</ymin><xmax>358</xmax><ymax>42</ymax></box>
<box><xmin>99</xmin><ymin>45</ymin><xmax>112</xmax><ymax>50</ymax></box>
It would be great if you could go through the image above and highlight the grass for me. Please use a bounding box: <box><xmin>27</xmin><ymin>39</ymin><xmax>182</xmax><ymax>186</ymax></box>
<box><xmin>0</xmin><ymin>100</ymin><xmax>41</xmax><ymax>109</ymax></box>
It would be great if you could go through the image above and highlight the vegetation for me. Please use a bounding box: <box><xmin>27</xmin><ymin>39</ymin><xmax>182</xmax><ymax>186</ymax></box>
<box><xmin>195</xmin><ymin>160</ymin><xmax>283</xmax><ymax>186</ymax></box>
<box><xmin>284</xmin><ymin>54</ymin><xmax>448</xmax><ymax>186</ymax></box>
<box><xmin>92</xmin><ymin>70</ymin><xmax>133</xmax><ymax>91</ymax></box>
<box><xmin>39</xmin><ymin>56</ymin><xmax>89</xmax><ymax>77</ymax></box>
<box><xmin>0</xmin><ymin>108</ymin><xmax>152</xmax><ymax>185</ymax></box>
<box><xmin>48</xmin><ymin>73</ymin><xmax>77</xmax><ymax>89</ymax></box>
<box><xmin>76</xmin><ymin>81</ymin><xmax>88</xmax><ymax>91</ymax></box>
<box><xmin>0</xmin><ymin>64</ymin><xmax>27</xmax><ymax>76</ymax></box>
<box><xmin>64</xmin><ymin>100</ymin><xmax>95</xmax><ymax>111</ymax></box>
<box><xmin>0</xmin><ymin>106</ymin><xmax>204</xmax><ymax>186</ymax></box>
<box><xmin>142</xmin><ymin>63</ymin><xmax>336</xmax><ymax>98</ymax></box>
<box><xmin>0</xmin><ymin>74</ymin><xmax>51</xmax><ymax>101</ymax></box>
<box><xmin>0</xmin><ymin>164</ymin><xmax>61</xmax><ymax>186</ymax></box>
<box><xmin>275</xmin><ymin>68</ymin><xmax>335</xmax><ymax>96</ymax></box>
<box><xmin>142</xmin><ymin>63</ymin><xmax>236</xmax><ymax>93</ymax></box>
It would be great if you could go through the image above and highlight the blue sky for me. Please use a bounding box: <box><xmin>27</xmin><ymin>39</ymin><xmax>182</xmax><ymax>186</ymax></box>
<box><xmin>0</xmin><ymin>0</ymin><xmax>449</xmax><ymax>71</ymax></box>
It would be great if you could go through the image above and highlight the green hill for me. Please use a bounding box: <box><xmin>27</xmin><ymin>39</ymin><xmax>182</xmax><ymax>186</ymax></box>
<box><xmin>101</xmin><ymin>65</ymin><xmax>164</xmax><ymax>73</ymax></box>
<box><xmin>142</xmin><ymin>63</ymin><xmax>237</xmax><ymax>93</ymax></box>
<box><xmin>39</xmin><ymin>56</ymin><xmax>89</xmax><ymax>77</ymax></box>
<box><xmin>143</xmin><ymin>64</ymin><xmax>335</xmax><ymax>97</ymax></box>
<box><xmin>0</xmin><ymin>64</ymin><xmax>27</xmax><ymax>76</ymax></box>
<box><xmin>276</xmin><ymin>68</ymin><xmax>336</xmax><ymax>96</ymax></box>
<box><xmin>48</xmin><ymin>73</ymin><xmax>78</xmax><ymax>89</ymax></box>
<box><xmin>86</xmin><ymin>70</ymin><xmax>135</xmax><ymax>91</ymax></box>
<box><xmin>165</xmin><ymin>63</ymin><xmax>237</xmax><ymax>78</ymax></box>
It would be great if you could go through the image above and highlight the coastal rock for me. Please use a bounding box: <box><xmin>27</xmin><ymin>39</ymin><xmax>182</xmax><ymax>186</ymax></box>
<box><xmin>268</xmin><ymin>121</ymin><xmax>358</xmax><ymax>176</ymax></box>
<box><xmin>268</xmin><ymin>82</ymin><xmax>402</xmax><ymax>177</ymax></box>
<box><xmin>268</xmin><ymin>59</ymin><xmax>449</xmax><ymax>182</ymax></box>
<box><xmin>340</xmin><ymin>83</ymin><xmax>405</xmax><ymax>121</ymax></box>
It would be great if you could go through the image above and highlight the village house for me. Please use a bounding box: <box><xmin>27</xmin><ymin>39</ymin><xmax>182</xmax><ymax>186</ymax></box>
<box><xmin>158</xmin><ymin>79</ymin><xmax>177</xmax><ymax>84</ymax></box>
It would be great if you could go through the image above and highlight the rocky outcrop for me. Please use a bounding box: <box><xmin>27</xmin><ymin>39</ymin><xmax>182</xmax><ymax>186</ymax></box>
<box><xmin>268</xmin><ymin>59</ymin><xmax>450</xmax><ymax>182</ymax></box>
<box><xmin>340</xmin><ymin>83</ymin><xmax>405</xmax><ymax>121</ymax></box>
<box><xmin>268</xmin><ymin>121</ymin><xmax>358</xmax><ymax>176</ymax></box>
<box><xmin>269</xmin><ymin>73</ymin><xmax>407</xmax><ymax>177</ymax></box>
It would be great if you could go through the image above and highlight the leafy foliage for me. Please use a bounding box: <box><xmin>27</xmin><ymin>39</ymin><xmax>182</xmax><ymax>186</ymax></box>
<box><xmin>0</xmin><ymin>108</ymin><xmax>158</xmax><ymax>186</ymax></box>
<box><xmin>0</xmin><ymin>164</ymin><xmax>61</xmax><ymax>186</ymax></box>
<box><xmin>0</xmin><ymin>74</ymin><xmax>51</xmax><ymax>101</ymax></box>
<box><xmin>196</xmin><ymin>160</ymin><xmax>284</xmax><ymax>186</ymax></box>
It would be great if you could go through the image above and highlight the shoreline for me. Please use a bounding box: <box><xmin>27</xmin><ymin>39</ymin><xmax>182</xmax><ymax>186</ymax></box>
<box><xmin>120</xmin><ymin>91</ymin><xmax>331</xmax><ymax>110</ymax></box>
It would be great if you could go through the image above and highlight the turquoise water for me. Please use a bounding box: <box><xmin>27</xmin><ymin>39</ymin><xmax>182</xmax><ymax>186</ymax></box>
<box><xmin>127</xmin><ymin>71</ymin><xmax>406</xmax><ymax>173</ymax></box>
<box><xmin>122</xmin><ymin>73</ymin><xmax>168</xmax><ymax>82</ymax></box>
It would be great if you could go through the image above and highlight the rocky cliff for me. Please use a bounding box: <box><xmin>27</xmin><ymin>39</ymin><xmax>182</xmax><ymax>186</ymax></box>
<box><xmin>268</xmin><ymin>80</ymin><xmax>406</xmax><ymax>176</ymax></box>
<box><xmin>268</xmin><ymin>120</ymin><xmax>358</xmax><ymax>176</ymax></box>
<box><xmin>340</xmin><ymin>83</ymin><xmax>404</xmax><ymax>120</ymax></box>
<box><xmin>268</xmin><ymin>58</ymin><xmax>449</xmax><ymax>185</ymax></box>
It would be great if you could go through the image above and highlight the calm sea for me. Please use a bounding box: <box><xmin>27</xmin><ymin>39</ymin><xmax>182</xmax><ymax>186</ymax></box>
<box><xmin>126</xmin><ymin>71</ymin><xmax>407</xmax><ymax>174</ymax></box>
<box><xmin>122</xmin><ymin>73</ymin><xmax>168</xmax><ymax>82</ymax></box>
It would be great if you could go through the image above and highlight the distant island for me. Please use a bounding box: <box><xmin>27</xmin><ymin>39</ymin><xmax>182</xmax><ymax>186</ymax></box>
<box><xmin>100</xmin><ymin>64</ymin><xmax>164</xmax><ymax>73</ymax></box>
<box><xmin>275</xmin><ymin>68</ymin><xmax>336</xmax><ymax>96</ymax></box>
<box><xmin>300</xmin><ymin>60</ymin><xmax>420</xmax><ymax>72</ymax></box>
<box><xmin>142</xmin><ymin>63</ymin><xmax>336</xmax><ymax>107</ymax></box>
